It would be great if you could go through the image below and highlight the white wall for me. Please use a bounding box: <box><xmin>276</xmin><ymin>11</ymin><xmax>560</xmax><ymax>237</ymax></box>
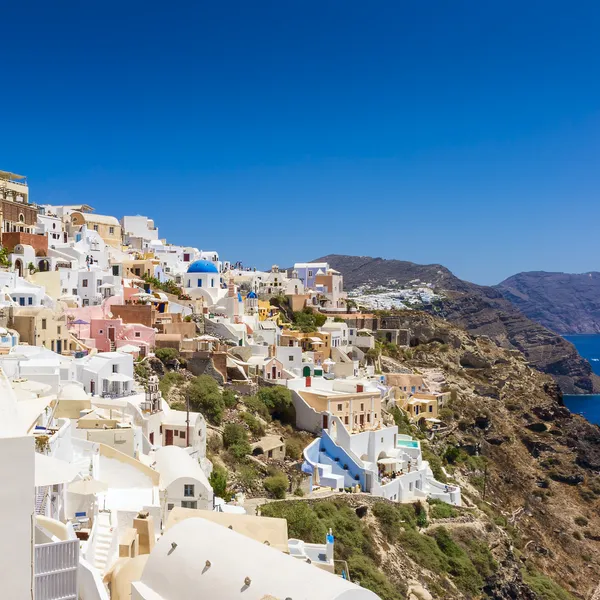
<box><xmin>0</xmin><ymin>435</ymin><xmax>35</xmax><ymax>599</ymax></box>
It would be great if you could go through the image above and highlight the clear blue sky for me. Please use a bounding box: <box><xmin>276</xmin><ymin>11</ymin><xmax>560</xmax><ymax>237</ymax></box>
<box><xmin>2</xmin><ymin>1</ymin><xmax>600</xmax><ymax>285</ymax></box>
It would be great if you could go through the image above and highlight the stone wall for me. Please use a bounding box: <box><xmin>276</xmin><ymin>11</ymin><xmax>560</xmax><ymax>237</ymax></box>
<box><xmin>185</xmin><ymin>355</ymin><xmax>225</xmax><ymax>385</ymax></box>
<box><xmin>1</xmin><ymin>231</ymin><xmax>48</xmax><ymax>254</ymax></box>
<box><xmin>111</xmin><ymin>304</ymin><xmax>154</xmax><ymax>327</ymax></box>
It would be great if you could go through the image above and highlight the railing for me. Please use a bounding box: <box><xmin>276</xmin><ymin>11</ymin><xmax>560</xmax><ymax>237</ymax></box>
<box><xmin>34</xmin><ymin>539</ymin><xmax>79</xmax><ymax>600</ymax></box>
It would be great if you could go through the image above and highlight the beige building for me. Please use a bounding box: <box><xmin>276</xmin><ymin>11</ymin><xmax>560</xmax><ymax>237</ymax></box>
<box><xmin>70</xmin><ymin>211</ymin><xmax>122</xmax><ymax>247</ymax></box>
<box><xmin>76</xmin><ymin>411</ymin><xmax>136</xmax><ymax>457</ymax></box>
<box><xmin>9</xmin><ymin>306</ymin><xmax>71</xmax><ymax>354</ymax></box>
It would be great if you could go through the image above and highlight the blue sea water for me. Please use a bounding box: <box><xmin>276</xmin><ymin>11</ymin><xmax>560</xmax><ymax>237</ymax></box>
<box><xmin>563</xmin><ymin>334</ymin><xmax>600</xmax><ymax>425</ymax></box>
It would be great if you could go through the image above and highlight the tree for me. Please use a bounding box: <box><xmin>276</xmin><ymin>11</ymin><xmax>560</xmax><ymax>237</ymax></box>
<box><xmin>186</xmin><ymin>375</ymin><xmax>225</xmax><ymax>425</ymax></box>
<box><xmin>222</xmin><ymin>423</ymin><xmax>251</xmax><ymax>459</ymax></box>
<box><xmin>155</xmin><ymin>347</ymin><xmax>179</xmax><ymax>364</ymax></box>
<box><xmin>209</xmin><ymin>465</ymin><xmax>229</xmax><ymax>499</ymax></box>
<box><xmin>257</xmin><ymin>386</ymin><xmax>295</xmax><ymax>424</ymax></box>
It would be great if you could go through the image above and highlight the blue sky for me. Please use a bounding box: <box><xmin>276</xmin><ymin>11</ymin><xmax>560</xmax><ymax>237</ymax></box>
<box><xmin>2</xmin><ymin>0</ymin><xmax>600</xmax><ymax>285</ymax></box>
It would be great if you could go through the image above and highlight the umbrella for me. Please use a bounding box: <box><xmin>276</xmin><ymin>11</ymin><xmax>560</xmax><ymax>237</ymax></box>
<box><xmin>117</xmin><ymin>344</ymin><xmax>140</xmax><ymax>354</ymax></box>
<box><xmin>197</xmin><ymin>334</ymin><xmax>219</xmax><ymax>342</ymax></box>
<box><xmin>69</xmin><ymin>319</ymin><xmax>89</xmax><ymax>337</ymax></box>
<box><xmin>98</xmin><ymin>283</ymin><xmax>114</xmax><ymax>289</ymax></box>
<box><xmin>68</xmin><ymin>478</ymin><xmax>109</xmax><ymax>495</ymax></box>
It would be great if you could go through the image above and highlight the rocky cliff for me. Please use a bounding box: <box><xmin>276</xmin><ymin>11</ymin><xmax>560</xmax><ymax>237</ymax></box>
<box><xmin>263</xmin><ymin>311</ymin><xmax>600</xmax><ymax>599</ymax></box>
<box><xmin>497</xmin><ymin>271</ymin><xmax>600</xmax><ymax>334</ymax></box>
<box><xmin>315</xmin><ymin>255</ymin><xmax>598</xmax><ymax>394</ymax></box>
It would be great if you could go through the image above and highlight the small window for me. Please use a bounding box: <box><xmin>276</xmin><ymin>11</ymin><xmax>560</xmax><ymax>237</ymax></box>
<box><xmin>112</xmin><ymin>364</ymin><xmax>118</xmax><ymax>373</ymax></box>
<box><xmin>109</xmin><ymin>226</ymin><xmax>115</xmax><ymax>234</ymax></box>
<box><xmin>28</xmin><ymin>297</ymin><xmax>33</xmax><ymax>305</ymax></box>
<box><xmin>179</xmin><ymin>430</ymin><xmax>186</xmax><ymax>438</ymax></box>
<box><xmin>82</xmin><ymin>279</ymin><xmax>88</xmax><ymax>287</ymax></box>
<box><xmin>360</xmin><ymin>403</ymin><xmax>364</xmax><ymax>411</ymax></box>
<box><xmin>57</xmin><ymin>326</ymin><xmax>61</xmax><ymax>334</ymax></box>
<box><xmin>99</xmin><ymin>329</ymin><xmax>103</xmax><ymax>334</ymax></box>
<box><xmin>288</xmin><ymin>355</ymin><xmax>294</xmax><ymax>362</ymax></box>
<box><xmin>183</xmin><ymin>484</ymin><xmax>195</xmax><ymax>497</ymax></box>
<box><xmin>42</xmin><ymin>319</ymin><xmax>47</xmax><ymax>330</ymax></box>
<box><xmin>135</xmin><ymin>331</ymin><xmax>141</xmax><ymax>338</ymax></box>
<box><xmin>181</xmin><ymin>500</ymin><xmax>197</xmax><ymax>509</ymax></box>
<box><xmin>344</xmin><ymin>416</ymin><xmax>349</xmax><ymax>424</ymax></box>
<box><xmin>167</xmin><ymin>503</ymin><xmax>174</xmax><ymax>511</ymax></box>
<box><xmin>429</xmin><ymin>405</ymin><xmax>433</xmax><ymax>412</ymax></box>
<box><xmin>19</xmin><ymin>297</ymin><xmax>25</xmax><ymax>306</ymax></box>
<box><xmin>337</xmin><ymin>403</ymin><xmax>343</xmax><ymax>411</ymax></box>
<box><xmin>93</xmin><ymin>224</ymin><xmax>98</xmax><ymax>231</ymax></box>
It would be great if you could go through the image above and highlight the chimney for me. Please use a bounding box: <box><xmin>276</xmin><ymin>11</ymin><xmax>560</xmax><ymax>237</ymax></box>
<box><xmin>306</xmin><ymin>376</ymin><xmax>311</xmax><ymax>388</ymax></box>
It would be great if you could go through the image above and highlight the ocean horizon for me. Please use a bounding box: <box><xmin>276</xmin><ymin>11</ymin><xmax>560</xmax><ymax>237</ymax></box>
<box><xmin>563</xmin><ymin>334</ymin><xmax>600</xmax><ymax>425</ymax></box>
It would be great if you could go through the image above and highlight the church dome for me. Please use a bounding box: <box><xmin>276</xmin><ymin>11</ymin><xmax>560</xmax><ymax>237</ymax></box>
<box><xmin>187</xmin><ymin>260</ymin><xmax>219</xmax><ymax>274</ymax></box>
<box><xmin>246</xmin><ymin>291</ymin><xmax>257</xmax><ymax>299</ymax></box>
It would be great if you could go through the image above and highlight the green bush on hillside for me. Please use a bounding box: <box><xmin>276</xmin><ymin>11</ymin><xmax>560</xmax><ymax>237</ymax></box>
<box><xmin>264</xmin><ymin>471</ymin><xmax>289</xmax><ymax>499</ymax></box>
<box><xmin>155</xmin><ymin>347</ymin><xmax>180</xmax><ymax>364</ymax></box>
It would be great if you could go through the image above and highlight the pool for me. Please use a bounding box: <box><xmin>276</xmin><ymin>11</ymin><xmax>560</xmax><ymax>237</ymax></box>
<box><xmin>396</xmin><ymin>439</ymin><xmax>419</xmax><ymax>448</ymax></box>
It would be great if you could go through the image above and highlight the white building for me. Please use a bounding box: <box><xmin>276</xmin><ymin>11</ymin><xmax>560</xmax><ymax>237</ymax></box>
<box><xmin>131</xmin><ymin>517</ymin><xmax>381</xmax><ymax>600</ymax></box>
<box><xmin>153</xmin><ymin>446</ymin><xmax>213</xmax><ymax>515</ymax></box>
<box><xmin>75</xmin><ymin>351</ymin><xmax>135</xmax><ymax>397</ymax></box>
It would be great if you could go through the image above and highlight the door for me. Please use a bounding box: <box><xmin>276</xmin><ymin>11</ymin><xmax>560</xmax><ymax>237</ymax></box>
<box><xmin>272</xmin><ymin>366</ymin><xmax>277</xmax><ymax>379</ymax></box>
<box><xmin>90</xmin><ymin>380</ymin><xmax>95</xmax><ymax>396</ymax></box>
<box><xmin>149</xmin><ymin>432</ymin><xmax>154</xmax><ymax>445</ymax></box>
<box><xmin>56</xmin><ymin>340</ymin><xmax>62</xmax><ymax>354</ymax></box>
<box><xmin>108</xmin><ymin>328</ymin><xmax>116</xmax><ymax>342</ymax></box>
<box><xmin>360</xmin><ymin>414</ymin><xmax>365</xmax><ymax>426</ymax></box>
<box><xmin>322</xmin><ymin>414</ymin><xmax>328</xmax><ymax>429</ymax></box>
<box><xmin>165</xmin><ymin>429</ymin><xmax>173</xmax><ymax>446</ymax></box>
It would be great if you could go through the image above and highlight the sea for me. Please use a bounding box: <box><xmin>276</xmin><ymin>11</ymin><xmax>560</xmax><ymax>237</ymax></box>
<box><xmin>563</xmin><ymin>334</ymin><xmax>600</xmax><ymax>425</ymax></box>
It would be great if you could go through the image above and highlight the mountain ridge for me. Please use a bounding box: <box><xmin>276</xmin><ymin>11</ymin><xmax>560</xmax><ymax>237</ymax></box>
<box><xmin>496</xmin><ymin>270</ymin><xmax>600</xmax><ymax>334</ymax></box>
<box><xmin>314</xmin><ymin>254</ymin><xmax>599</xmax><ymax>394</ymax></box>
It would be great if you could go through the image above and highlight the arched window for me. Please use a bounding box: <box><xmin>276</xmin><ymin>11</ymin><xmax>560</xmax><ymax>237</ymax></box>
<box><xmin>19</xmin><ymin>214</ymin><xmax>24</xmax><ymax>223</ymax></box>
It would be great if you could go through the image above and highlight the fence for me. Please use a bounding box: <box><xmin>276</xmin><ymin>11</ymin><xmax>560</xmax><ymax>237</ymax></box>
<box><xmin>34</xmin><ymin>539</ymin><xmax>79</xmax><ymax>600</ymax></box>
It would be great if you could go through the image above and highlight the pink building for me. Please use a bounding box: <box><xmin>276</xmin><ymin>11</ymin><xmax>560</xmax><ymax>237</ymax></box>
<box><xmin>89</xmin><ymin>317</ymin><xmax>155</xmax><ymax>354</ymax></box>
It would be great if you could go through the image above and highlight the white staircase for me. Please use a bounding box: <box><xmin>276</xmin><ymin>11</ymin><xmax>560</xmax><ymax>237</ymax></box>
<box><xmin>317</xmin><ymin>462</ymin><xmax>345</xmax><ymax>490</ymax></box>
<box><xmin>35</xmin><ymin>486</ymin><xmax>49</xmax><ymax>515</ymax></box>
<box><xmin>92</xmin><ymin>511</ymin><xmax>113</xmax><ymax>574</ymax></box>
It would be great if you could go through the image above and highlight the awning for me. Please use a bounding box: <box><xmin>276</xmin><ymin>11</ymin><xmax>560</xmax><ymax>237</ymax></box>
<box><xmin>68</xmin><ymin>478</ymin><xmax>108</xmax><ymax>495</ymax></box>
<box><xmin>107</xmin><ymin>373</ymin><xmax>133</xmax><ymax>383</ymax></box>
<box><xmin>377</xmin><ymin>457</ymin><xmax>400</xmax><ymax>465</ymax></box>
<box><xmin>117</xmin><ymin>344</ymin><xmax>140</xmax><ymax>354</ymax></box>
<box><xmin>35</xmin><ymin>453</ymin><xmax>80</xmax><ymax>487</ymax></box>
<box><xmin>98</xmin><ymin>283</ymin><xmax>114</xmax><ymax>289</ymax></box>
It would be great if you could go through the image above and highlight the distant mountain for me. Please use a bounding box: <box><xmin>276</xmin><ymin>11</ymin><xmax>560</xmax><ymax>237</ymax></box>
<box><xmin>315</xmin><ymin>255</ymin><xmax>599</xmax><ymax>394</ymax></box>
<box><xmin>497</xmin><ymin>271</ymin><xmax>600</xmax><ymax>334</ymax></box>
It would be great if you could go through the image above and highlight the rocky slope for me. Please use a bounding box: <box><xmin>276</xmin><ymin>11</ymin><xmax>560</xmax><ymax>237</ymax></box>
<box><xmin>497</xmin><ymin>271</ymin><xmax>600</xmax><ymax>334</ymax></box>
<box><xmin>265</xmin><ymin>311</ymin><xmax>600</xmax><ymax>599</ymax></box>
<box><xmin>316</xmin><ymin>255</ymin><xmax>598</xmax><ymax>394</ymax></box>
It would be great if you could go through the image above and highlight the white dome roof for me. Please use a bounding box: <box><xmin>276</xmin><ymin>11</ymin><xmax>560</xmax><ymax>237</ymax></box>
<box><xmin>58</xmin><ymin>383</ymin><xmax>90</xmax><ymax>401</ymax></box>
<box><xmin>136</xmin><ymin>517</ymin><xmax>380</xmax><ymax>600</ymax></box>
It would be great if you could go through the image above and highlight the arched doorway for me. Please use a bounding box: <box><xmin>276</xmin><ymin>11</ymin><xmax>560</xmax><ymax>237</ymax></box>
<box><xmin>38</xmin><ymin>259</ymin><xmax>50</xmax><ymax>272</ymax></box>
<box><xmin>302</xmin><ymin>365</ymin><xmax>311</xmax><ymax>377</ymax></box>
<box><xmin>14</xmin><ymin>259</ymin><xmax>23</xmax><ymax>277</ymax></box>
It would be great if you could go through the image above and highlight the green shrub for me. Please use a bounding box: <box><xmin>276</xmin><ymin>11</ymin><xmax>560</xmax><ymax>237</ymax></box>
<box><xmin>372</xmin><ymin>502</ymin><xmax>402</xmax><ymax>541</ymax></box>
<box><xmin>209</xmin><ymin>465</ymin><xmax>229</xmax><ymax>499</ymax></box>
<box><xmin>443</xmin><ymin>446</ymin><xmax>461</xmax><ymax>464</ymax></box>
<box><xmin>222</xmin><ymin>389</ymin><xmax>237</xmax><ymax>408</ymax></box>
<box><xmin>155</xmin><ymin>347</ymin><xmax>179</xmax><ymax>364</ymax></box>
<box><xmin>228</xmin><ymin>441</ymin><xmax>251</xmax><ymax>460</ymax></box>
<box><xmin>236</xmin><ymin>463</ymin><xmax>259</xmax><ymax>489</ymax></box>
<box><xmin>285</xmin><ymin>438</ymin><xmax>304</xmax><ymax>460</ymax></box>
<box><xmin>264</xmin><ymin>471</ymin><xmax>289</xmax><ymax>499</ymax></box>
<box><xmin>293</xmin><ymin>487</ymin><xmax>304</xmax><ymax>497</ymax></box>
<box><xmin>223</xmin><ymin>423</ymin><xmax>248</xmax><ymax>448</ymax></box>
<box><xmin>421</xmin><ymin>445</ymin><xmax>447</xmax><ymax>483</ymax></box>
<box><xmin>207</xmin><ymin>434</ymin><xmax>222</xmax><ymax>454</ymax></box>
<box><xmin>521</xmin><ymin>567</ymin><xmax>575</xmax><ymax>600</ymax></box>
<box><xmin>574</xmin><ymin>516</ymin><xmax>589</xmax><ymax>527</ymax></box>
<box><xmin>186</xmin><ymin>375</ymin><xmax>225</xmax><ymax>424</ymax></box>
<box><xmin>257</xmin><ymin>386</ymin><xmax>295</xmax><ymax>424</ymax></box>
<box><xmin>241</xmin><ymin>412</ymin><xmax>266</xmax><ymax>437</ymax></box>
<box><xmin>134</xmin><ymin>362</ymin><xmax>150</xmax><ymax>380</ymax></box>
<box><xmin>428</xmin><ymin>498</ymin><xmax>459</xmax><ymax>519</ymax></box>
<box><xmin>158</xmin><ymin>371</ymin><xmax>185</xmax><ymax>396</ymax></box>
<box><xmin>244</xmin><ymin>395</ymin><xmax>271</xmax><ymax>420</ymax></box>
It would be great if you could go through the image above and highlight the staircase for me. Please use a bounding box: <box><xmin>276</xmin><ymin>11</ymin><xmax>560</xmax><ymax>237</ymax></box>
<box><xmin>316</xmin><ymin>462</ymin><xmax>345</xmax><ymax>490</ymax></box>
<box><xmin>91</xmin><ymin>512</ymin><xmax>113</xmax><ymax>574</ymax></box>
<box><xmin>35</xmin><ymin>486</ymin><xmax>49</xmax><ymax>516</ymax></box>
<box><xmin>109</xmin><ymin>340</ymin><xmax>116</xmax><ymax>351</ymax></box>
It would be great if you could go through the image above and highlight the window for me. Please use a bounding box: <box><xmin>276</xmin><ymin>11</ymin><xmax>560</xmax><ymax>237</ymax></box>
<box><xmin>344</xmin><ymin>416</ymin><xmax>349</xmax><ymax>425</ymax></box>
<box><xmin>99</xmin><ymin>329</ymin><xmax>103</xmax><ymax>334</ymax></box>
<box><xmin>93</xmin><ymin>225</ymin><xmax>98</xmax><ymax>231</ymax></box>
<box><xmin>135</xmin><ymin>331</ymin><xmax>141</xmax><ymax>338</ymax></box>
<box><xmin>112</xmin><ymin>265</ymin><xmax>119</xmax><ymax>276</ymax></box>
<box><xmin>337</xmin><ymin>403</ymin><xmax>343</xmax><ymax>411</ymax></box>
<box><xmin>184</xmin><ymin>484</ymin><xmax>195</xmax><ymax>497</ymax></box>
<box><xmin>109</xmin><ymin>226</ymin><xmax>114</xmax><ymax>234</ymax></box>
<box><xmin>197</xmin><ymin>278</ymin><xmax>202</xmax><ymax>287</ymax></box>
<box><xmin>112</xmin><ymin>364</ymin><xmax>118</xmax><ymax>373</ymax></box>
<box><xmin>360</xmin><ymin>403</ymin><xmax>364</xmax><ymax>411</ymax></box>
<box><xmin>57</xmin><ymin>326</ymin><xmax>61</xmax><ymax>334</ymax></box>
<box><xmin>210</xmin><ymin>278</ymin><xmax>214</xmax><ymax>287</ymax></box>
<box><xmin>42</xmin><ymin>319</ymin><xmax>47</xmax><ymax>330</ymax></box>
<box><xmin>308</xmin><ymin>270</ymin><xmax>313</xmax><ymax>277</ymax></box>
<box><xmin>181</xmin><ymin>500</ymin><xmax>197</xmax><ymax>509</ymax></box>
<box><xmin>288</xmin><ymin>355</ymin><xmax>294</xmax><ymax>362</ymax></box>
<box><xmin>19</xmin><ymin>297</ymin><xmax>25</xmax><ymax>306</ymax></box>
<box><xmin>268</xmin><ymin>450</ymin><xmax>273</xmax><ymax>458</ymax></box>
<box><xmin>179</xmin><ymin>431</ymin><xmax>186</xmax><ymax>438</ymax></box>
<box><xmin>82</xmin><ymin>279</ymin><xmax>88</xmax><ymax>287</ymax></box>
<box><xmin>167</xmin><ymin>503</ymin><xmax>174</xmax><ymax>511</ymax></box>
<box><xmin>28</xmin><ymin>297</ymin><xmax>33</xmax><ymax>305</ymax></box>
<box><xmin>367</xmin><ymin>414</ymin><xmax>370</xmax><ymax>422</ymax></box>
<box><xmin>429</xmin><ymin>405</ymin><xmax>433</xmax><ymax>412</ymax></box>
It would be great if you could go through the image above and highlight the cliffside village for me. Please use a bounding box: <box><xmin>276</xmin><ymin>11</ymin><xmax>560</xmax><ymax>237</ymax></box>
<box><xmin>0</xmin><ymin>169</ymin><xmax>460</xmax><ymax>600</ymax></box>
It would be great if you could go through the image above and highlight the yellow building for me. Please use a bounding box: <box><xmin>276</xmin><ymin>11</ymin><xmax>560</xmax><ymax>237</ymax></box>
<box><xmin>10</xmin><ymin>307</ymin><xmax>71</xmax><ymax>354</ymax></box>
<box><xmin>70</xmin><ymin>211</ymin><xmax>122</xmax><ymax>248</ymax></box>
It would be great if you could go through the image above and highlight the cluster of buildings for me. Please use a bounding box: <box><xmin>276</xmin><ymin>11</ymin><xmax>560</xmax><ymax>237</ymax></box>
<box><xmin>0</xmin><ymin>169</ymin><xmax>459</xmax><ymax>599</ymax></box>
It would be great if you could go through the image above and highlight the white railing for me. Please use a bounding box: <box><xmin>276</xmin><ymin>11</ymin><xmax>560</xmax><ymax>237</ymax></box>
<box><xmin>34</xmin><ymin>539</ymin><xmax>79</xmax><ymax>600</ymax></box>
